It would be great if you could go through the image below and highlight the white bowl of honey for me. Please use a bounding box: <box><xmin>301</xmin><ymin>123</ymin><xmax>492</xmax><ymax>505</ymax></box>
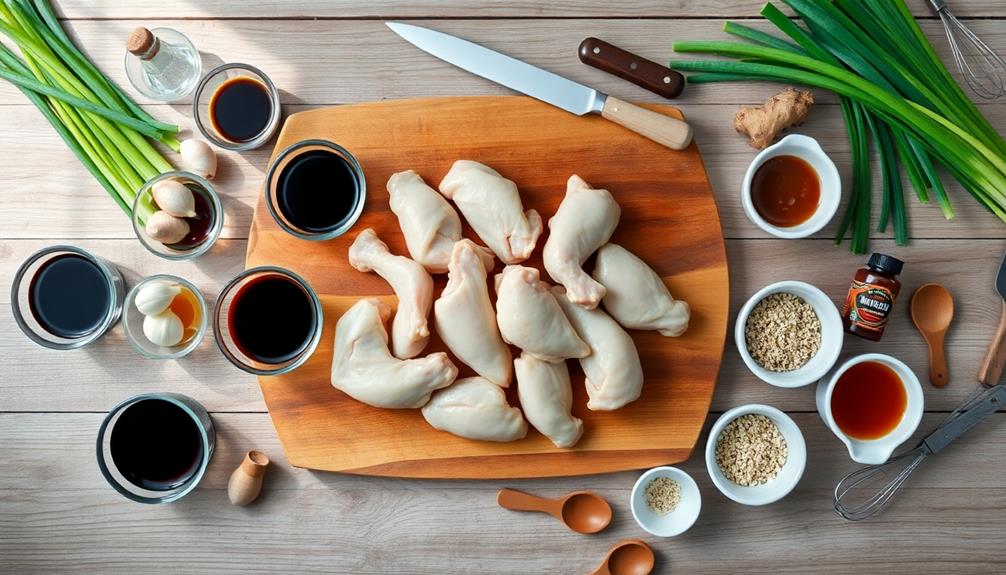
<box><xmin>741</xmin><ymin>134</ymin><xmax>841</xmax><ymax>239</ymax></box>
<box><xmin>816</xmin><ymin>353</ymin><xmax>924</xmax><ymax>464</ymax></box>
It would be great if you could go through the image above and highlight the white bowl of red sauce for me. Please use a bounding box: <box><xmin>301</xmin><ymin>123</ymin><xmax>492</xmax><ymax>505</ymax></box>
<box><xmin>742</xmin><ymin>134</ymin><xmax>841</xmax><ymax>239</ymax></box>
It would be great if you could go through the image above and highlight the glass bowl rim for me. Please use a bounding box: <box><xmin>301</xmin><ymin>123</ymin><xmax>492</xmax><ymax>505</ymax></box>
<box><xmin>122</xmin><ymin>274</ymin><xmax>208</xmax><ymax>360</ymax></box>
<box><xmin>191</xmin><ymin>62</ymin><xmax>282</xmax><ymax>152</ymax></box>
<box><xmin>131</xmin><ymin>170</ymin><xmax>224</xmax><ymax>262</ymax></box>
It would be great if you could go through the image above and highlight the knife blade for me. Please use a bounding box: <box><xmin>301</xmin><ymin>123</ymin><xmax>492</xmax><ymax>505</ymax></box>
<box><xmin>386</xmin><ymin>22</ymin><xmax>692</xmax><ymax>150</ymax></box>
<box><xmin>978</xmin><ymin>251</ymin><xmax>1006</xmax><ymax>386</ymax></box>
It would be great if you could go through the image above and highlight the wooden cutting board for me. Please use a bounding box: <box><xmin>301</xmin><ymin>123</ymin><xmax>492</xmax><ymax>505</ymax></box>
<box><xmin>246</xmin><ymin>96</ymin><xmax>729</xmax><ymax>478</ymax></box>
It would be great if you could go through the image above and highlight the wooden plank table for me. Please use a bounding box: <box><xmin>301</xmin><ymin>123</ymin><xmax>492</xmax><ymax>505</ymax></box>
<box><xmin>1</xmin><ymin>1</ymin><xmax>1004</xmax><ymax>573</ymax></box>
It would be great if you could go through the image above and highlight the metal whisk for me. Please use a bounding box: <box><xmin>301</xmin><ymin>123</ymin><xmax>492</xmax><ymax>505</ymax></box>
<box><xmin>833</xmin><ymin>384</ymin><xmax>1006</xmax><ymax>521</ymax></box>
<box><xmin>928</xmin><ymin>0</ymin><xmax>1006</xmax><ymax>100</ymax></box>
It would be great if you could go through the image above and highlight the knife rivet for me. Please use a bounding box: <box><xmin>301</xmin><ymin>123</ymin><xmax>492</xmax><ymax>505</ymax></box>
<box><xmin>630</xmin><ymin>62</ymin><xmax>638</xmax><ymax>70</ymax></box>
<box><xmin>663</xmin><ymin>76</ymin><xmax>671</xmax><ymax>84</ymax></box>
<box><xmin>593</xmin><ymin>47</ymin><xmax>601</xmax><ymax>54</ymax></box>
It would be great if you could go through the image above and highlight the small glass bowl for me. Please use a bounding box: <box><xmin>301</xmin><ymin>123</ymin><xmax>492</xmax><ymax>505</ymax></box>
<box><xmin>132</xmin><ymin>171</ymin><xmax>223</xmax><ymax>261</ymax></box>
<box><xmin>192</xmin><ymin>62</ymin><xmax>281</xmax><ymax>151</ymax></box>
<box><xmin>264</xmin><ymin>139</ymin><xmax>367</xmax><ymax>241</ymax></box>
<box><xmin>97</xmin><ymin>393</ymin><xmax>215</xmax><ymax>504</ymax></box>
<box><xmin>213</xmin><ymin>266</ymin><xmax>323</xmax><ymax>376</ymax></box>
<box><xmin>123</xmin><ymin>275</ymin><xmax>208</xmax><ymax>360</ymax></box>
<box><xmin>11</xmin><ymin>245</ymin><xmax>124</xmax><ymax>350</ymax></box>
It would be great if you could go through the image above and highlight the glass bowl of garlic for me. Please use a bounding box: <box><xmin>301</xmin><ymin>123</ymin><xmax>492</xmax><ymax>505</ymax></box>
<box><xmin>132</xmin><ymin>171</ymin><xmax>223</xmax><ymax>261</ymax></box>
<box><xmin>123</xmin><ymin>275</ymin><xmax>208</xmax><ymax>359</ymax></box>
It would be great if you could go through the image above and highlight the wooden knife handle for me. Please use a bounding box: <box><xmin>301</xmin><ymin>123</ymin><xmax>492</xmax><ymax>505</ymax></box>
<box><xmin>978</xmin><ymin>300</ymin><xmax>1006</xmax><ymax>386</ymax></box>
<box><xmin>601</xmin><ymin>96</ymin><xmax>693</xmax><ymax>150</ymax></box>
<box><xmin>579</xmin><ymin>37</ymin><xmax>685</xmax><ymax>99</ymax></box>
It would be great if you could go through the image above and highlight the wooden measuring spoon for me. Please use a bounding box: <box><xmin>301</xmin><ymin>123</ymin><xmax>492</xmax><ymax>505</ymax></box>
<box><xmin>496</xmin><ymin>488</ymin><xmax>611</xmax><ymax>534</ymax></box>
<box><xmin>911</xmin><ymin>283</ymin><xmax>955</xmax><ymax>387</ymax></box>
<box><xmin>589</xmin><ymin>540</ymin><xmax>655</xmax><ymax>575</ymax></box>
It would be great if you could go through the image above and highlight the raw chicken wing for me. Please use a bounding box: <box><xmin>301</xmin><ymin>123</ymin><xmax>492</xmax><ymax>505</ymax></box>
<box><xmin>554</xmin><ymin>286</ymin><xmax>644</xmax><ymax>411</ymax></box>
<box><xmin>514</xmin><ymin>352</ymin><xmax>583</xmax><ymax>448</ymax></box>
<box><xmin>331</xmin><ymin>298</ymin><xmax>457</xmax><ymax>408</ymax></box>
<box><xmin>495</xmin><ymin>265</ymin><xmax>589</xmax><ymax>362</ymax></box>
<box><xmin>388</xmin><ymin>170</ymin><xmax>462</xmax><ymax>273</ymax></box>
<box><xmin>439</xmin><ymin>160</ymin><xmax>543</xmax><ymax>264</ymax></box>
<box><xmin>434</xmin><ymin>239</ymin><xmax>513</xmax><ymax>387</ymax></box>
<box><xmin>349</xmin><ymin>228</ymin><xmax>433</xmax><ymax>359</ymax></box>
<box><xmin>592</xmin><ymin>243</ymin><xmax>690</xmax><ymax>337</ymax></box>
<box><xmin>422</xmin><ymin>377</ymin><xmax>528</xmax><ymax>442</ymax></box>
<box><xmin>543</xmin><ymin>175</ymin><xmax>620</xmax><ymax>309</ymax></box>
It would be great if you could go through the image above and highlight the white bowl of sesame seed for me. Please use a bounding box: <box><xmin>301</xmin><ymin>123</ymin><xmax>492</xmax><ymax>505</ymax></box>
<box><xmin>630</xmin><ymin>466</ymin><xmax>702</xmax><ymax>537</ymax></box>
<box><xmin>706</xmin><ymin>404</ymin><xmax>806</xmax><ymax>506</ymax></box>
<box><xmin>735</xmin><ymin>280</ymin><xmax>844</xmax><ymax>388</ymax></box>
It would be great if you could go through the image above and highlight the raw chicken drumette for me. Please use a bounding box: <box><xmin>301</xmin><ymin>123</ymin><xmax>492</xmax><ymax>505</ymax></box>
<box><xmin>422</xmin><ymin>377</ymin><xmax>528</xmax><ymax>442</ymax></box>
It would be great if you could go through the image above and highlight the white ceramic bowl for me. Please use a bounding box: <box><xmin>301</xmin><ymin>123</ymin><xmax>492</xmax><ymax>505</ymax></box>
<box><xmin>742</xmin><ymin>133</ymin><xmax>841</xmax><ymax>239</ymax></box>
<box><xmin>630</xmin><ymin>466</ymin><xmax>701</xmax><ymax>537</ymax></box>
<box><xmin>735</xmin><ymin>280</ymin><xmax>844</xmax><ymax>388</ymax></box>
<box><xmin>706</xmin><ymin>405</ymin><xmax>806</xmax><ymax>506</ymax></box>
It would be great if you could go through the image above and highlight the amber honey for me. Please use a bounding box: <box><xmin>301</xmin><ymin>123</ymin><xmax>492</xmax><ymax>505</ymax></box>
<box><xmin>169</xmin><ymin>287</ymin><xmax>202</xmax><ymax>341</ymax></box>
<box><xmin>831</xmin><ymin>361</ymin><xmax>907</xmax><ymax>440</ymax></box>
<box><xmin>751</xmin><ymin>155</ymin><xmax>821</xmax><ymax>227</ymax></box>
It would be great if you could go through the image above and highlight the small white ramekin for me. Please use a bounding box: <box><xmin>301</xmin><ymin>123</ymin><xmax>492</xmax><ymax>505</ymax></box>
<box><xmin>630</xmin><ymin>466</ymin><xmax>701</xmax><ymax>537</ymax></box>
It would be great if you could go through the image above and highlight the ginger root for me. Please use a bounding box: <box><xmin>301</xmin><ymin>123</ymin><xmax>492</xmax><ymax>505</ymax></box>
<box><xmin>734</xmin><ymin>88</ymin><xmax>815</xmax><ymax>149</ymax></box>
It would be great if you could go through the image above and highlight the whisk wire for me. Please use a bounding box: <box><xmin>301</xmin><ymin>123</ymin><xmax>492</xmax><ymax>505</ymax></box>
<box><xmin>934</xmin><ymin>3</ymin><xmax>1006</xmax><ymax>100</ymax></box>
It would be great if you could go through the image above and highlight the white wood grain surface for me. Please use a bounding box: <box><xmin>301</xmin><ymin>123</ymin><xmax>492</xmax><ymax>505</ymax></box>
<box><xmin>1</xmin><ymin>1</ymin><xmax>1005</xmax><ymax>573</ymax></box>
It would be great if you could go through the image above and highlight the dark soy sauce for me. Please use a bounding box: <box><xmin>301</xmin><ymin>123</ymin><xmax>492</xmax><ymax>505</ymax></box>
<box><xmin>167</xmin><ymin>186</ymin><xmax>214</xmax><ymax>250</ymax></box>
<box><xmin>29</xmin><ymin>253</ymin><xmax>111</xmax><ymax>338</ymax></box>
<box><xmin>276</xmin><ymin>149</ymin><xmax>359</xmax><ymax>233</ymax></box>
<box><xmin>109</xmin><ymin>398</ymin><xmax>204</xmax><ymax>491</ymax></box>
<box><xmin>229</xmin><ymin>275</ymin><xmax>316</xmax><ymax>364</ymax></box>
<box><xmin>209</xmin><ymin>77</ymin><xmax>272</xmax><ymax>143</ymax></box>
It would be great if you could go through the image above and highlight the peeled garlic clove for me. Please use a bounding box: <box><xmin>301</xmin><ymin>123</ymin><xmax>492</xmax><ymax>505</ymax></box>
<box><xmin>135</xmin><ymin>281</ymin><xmax>181</xmax><ymax>316</ymax></box>
<box><xmin>180</xmin><ymin>139</ymin><xmax>217</xmax><ymax>180</ymax></box>
<box><xmin>143</xmin><ymin>310</ymin><xmax>184</xmax><ymax>347</ymax></box>
<box><xmin>146</xmin><ymin>210</ymin><xmax>190</xmax><ymax>244</ymax></box>
<box><xmin>152</xmin><ymin>180</ymin><xmax>196</xmax><ymax>217</ymax></box>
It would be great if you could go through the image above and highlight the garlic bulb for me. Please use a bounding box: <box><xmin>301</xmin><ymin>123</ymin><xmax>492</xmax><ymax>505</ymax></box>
<box><xmin>135</xmin><ymin>281</ymin><xmax>181</xmax><ymax>315</ymax></box>
<box><xmin>143</xmin><ymin>310</ymin><xmax>184</xmax><ymax>347</ymax></box>
<box><xmin>180</xmin><ymin>139</ymin><xmax>217</xmax><ymax>180</ymax></box>
<box><xmin>145</xmin><ymin>210</ymin><xmax>190</xmax><ymax>244</ymax></box>
<box><xmin>152</xmin><ymin>180</ymin><xmax>196</xmax><ymax>217</ymax></box>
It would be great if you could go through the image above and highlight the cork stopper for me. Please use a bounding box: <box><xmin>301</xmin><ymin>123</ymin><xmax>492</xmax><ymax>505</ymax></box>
<box><xmin>126</xmin><ymin>27</ymin><xmax>158</xmax><ymax>59</ymax></box>
<box><xmin>240</xmin><ymin>450</ymin><xmax>270</xmax><ymax>478</ymax></box>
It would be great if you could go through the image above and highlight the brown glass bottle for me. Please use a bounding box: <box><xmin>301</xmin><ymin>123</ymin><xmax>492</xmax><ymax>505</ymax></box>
<box><xmin>841</xmin><ymin>253</ymin><xmax>904</xmax><ymax>341</ymax></box>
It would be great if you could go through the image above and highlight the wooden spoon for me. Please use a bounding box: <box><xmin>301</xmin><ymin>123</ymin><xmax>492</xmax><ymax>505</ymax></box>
<box><xmin>496</xmin><ymin>488</ymin><xmax>612</xmax><ymax>534</ymax></box>
<box><xmin>589</xmin><ymin>540</ymin><xmax>655</xmax><ymax>575</ymax></box>
<box><xmin>910</xmin><ymin>283</ymin><xmax>955</xmax><ymax>387</ymax></box>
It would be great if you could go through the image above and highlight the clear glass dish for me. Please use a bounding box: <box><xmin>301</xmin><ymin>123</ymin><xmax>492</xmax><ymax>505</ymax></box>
<box><xmin>192</xmin><ymin>62</ymin><xmax>281</xmax><ymax>151</ymax></box>
<box><xmin>123</xmin><ymin>275</ymin><xmax>208</xmax><ymax>360</ymax></box>
<box><xmin>97</xmin><ymin>393</ymin><xmax>215</xmax><ymax>504</ymax></box>
<box><xmin>264</xmin><ymin>139</ymin><xmax>367</xmax><ymax>241</ymax></box>
<box><xmin>10</xmin><ymin>245</ymin><xmax>124</xmax><ymax>350</ymax></box>
<box><xmin>213</xmin><ymin>266</ymin><xmax>324</xmax><ymax>376</ymax></box>
<box><xmin>132</xmin><ymin>171</ymin><xmax>223</xmax><ymax>261</ymax></box>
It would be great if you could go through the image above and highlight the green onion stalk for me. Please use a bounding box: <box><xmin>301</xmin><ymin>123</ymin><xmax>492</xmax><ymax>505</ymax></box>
<box><xmin>0</xmin><ymin>0</ymin><xmax>179</xmax><ymax>222</ymax></box>
<box><xmin>669</xmin><ymin>0</ymin><xmax>1006</xmax><ymax>253</ymax></box>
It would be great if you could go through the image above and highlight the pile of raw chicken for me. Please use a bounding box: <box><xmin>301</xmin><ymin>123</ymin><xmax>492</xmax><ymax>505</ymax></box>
<box><xmin>331</xmin><ymin>160</ymin><xmax>690</xmax><ymax>448</ymax></box>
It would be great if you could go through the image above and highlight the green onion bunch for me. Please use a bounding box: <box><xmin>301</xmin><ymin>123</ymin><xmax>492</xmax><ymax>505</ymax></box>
<box><xmin>670</xmin><ymin>0</ymin><xmax>1006</xmax><ymax>253</ymax></box>
<box><xmin>0</xmin><ymin>0</ymin><xmax>179</xmax><ymax>221</ymax></box>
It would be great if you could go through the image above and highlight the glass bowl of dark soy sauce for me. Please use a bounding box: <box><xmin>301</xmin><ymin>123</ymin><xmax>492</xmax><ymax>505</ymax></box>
<box><xmin>132</xmin><ymin>171</ymin><xmax>223</xmax><ymax>261</ymax></box>
<box><xmin>97</xmin><ymin>393</ymin><xmax>214</xmax><ymax>504</ymax></box>
<box><xmin>214</xmin><ymin>266</ymin><xmax>323</xmax><ymax>375</ymax></box>
<box><xmin>265</xmin><ymin>139</ymin><xmax>366</xmax><ymax>241</ymax></box>
<box><xmin>193</xmin><ymin>63</ymin><xmax>281</xmax><ymax>151</ymax></box>
<box><xmin>11</xmin><ymin>245</ymin><xmax>125</xmax><ymax>350</ymax></box>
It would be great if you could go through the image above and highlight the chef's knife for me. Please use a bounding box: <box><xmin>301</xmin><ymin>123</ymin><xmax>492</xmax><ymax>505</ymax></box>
<box><xmin>386</xmin><ymin>22</ymin><xmax>692</xmax><ymax>150</ymax></box>
<box><xmin>978</xmin><ymin>251</ymin><xmax>1006</xmax><ymax>386</ymax></box>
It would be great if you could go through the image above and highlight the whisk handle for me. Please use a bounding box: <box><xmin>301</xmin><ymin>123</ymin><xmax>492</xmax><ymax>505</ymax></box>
<box><xmin>927</xmin><ymin>0</ymin><xmax>947</xmax><ymax>13</ymax></box>
<box><xmin>923</xmin><ymin>385</ymin><xmax>1006</xmax><ymax>453</ymax></box>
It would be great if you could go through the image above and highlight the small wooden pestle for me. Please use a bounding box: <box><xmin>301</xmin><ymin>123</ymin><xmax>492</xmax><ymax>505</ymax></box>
<box><xmin>228</xmin><ymin>450</ymin><xmax>270</xmax><ymax>506</ymax></box>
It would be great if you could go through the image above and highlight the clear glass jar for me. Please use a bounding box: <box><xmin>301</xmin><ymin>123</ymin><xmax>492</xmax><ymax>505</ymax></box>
<box><xmin>124</xmin><ymin>27</ymin><xmax>201</xmax><ymax>102</ymax></box>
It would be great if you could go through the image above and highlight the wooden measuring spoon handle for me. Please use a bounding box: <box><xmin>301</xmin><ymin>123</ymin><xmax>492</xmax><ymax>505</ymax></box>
<box><xmin>496</xmin><ymin>488</ymin><xmax>559</xmax><ymax>517</ymax></box>
<box><xmin>601</xmin><ymin>96</ymin><xmax>693</xmax><ymax>150</ymax></box>
<box><xmin>588</xmin><ymin>563</ymin><xmax>612</xmax><ymax>575</ymax></box>
<box><xmin>978</xmin><ymin>300</ymin><xmax>1006</xmax><ymax>386</ymax></box>
<box><xmin>927</xmin><ymin>331</ymin><xmax>948</xmax><ymax>388</ymax></box>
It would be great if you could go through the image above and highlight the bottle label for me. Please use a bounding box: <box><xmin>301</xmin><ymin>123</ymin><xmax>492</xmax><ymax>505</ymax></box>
<box><xmin>845</xmin><ymin>280</ymin><xmax>895</xmax><ymax>329</ymax></box>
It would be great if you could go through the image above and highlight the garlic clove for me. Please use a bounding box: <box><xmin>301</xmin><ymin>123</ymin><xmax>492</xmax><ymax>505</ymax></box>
<box><xmin>145</xmin><ymin>210</ymin><xmax>190</xmax><ymax>244</ymax></box>
<box><xmin>180</xmin><ymin>139</ymin><xmax>217</xmax><ymax>180</ymax></box>
<box><xmin>152</xmin><ymin>180</ymin><xmax>196</xmax><ymax>217</ymax></box>
<box><xmin>135</xmin><ymin>281</ymin><xmax>182</xmax><ymax>316</ymax></box>
<box><xmin>143</xmin><ymin>309</ymin><xmax>184</xmax><ymax>347</ymax></box>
